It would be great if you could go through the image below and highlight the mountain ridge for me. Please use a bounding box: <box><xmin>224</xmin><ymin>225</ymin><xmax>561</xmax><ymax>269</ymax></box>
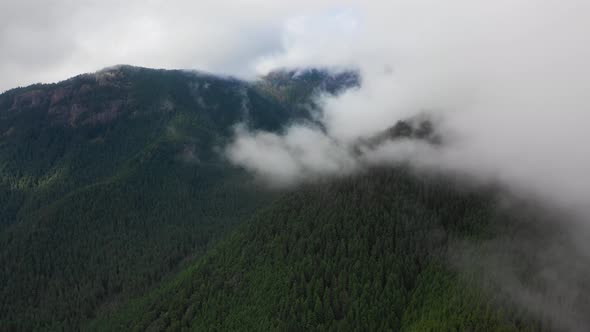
<box><xmin>0</xmin><ymin>65</ymin><xmax>359</xmax><ymax>330</ymax></box>
<box><xmin>0</xmin><ymin>65</ymin><xmax>573</xmax><ymax>331</ymax></box>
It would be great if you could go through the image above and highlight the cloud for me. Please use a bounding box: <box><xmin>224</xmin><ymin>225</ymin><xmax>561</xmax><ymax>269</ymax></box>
<box><xmin>226</xmin><ymin>124</ymin><xmax>358</xmax><ymax>187</ymax></box>
<box><xmin>224</xmin><ymin>3</ymin><xmax>590</xmax><ymax>328</ymax></box>
<box><xmin>0</xmin><ymin>0</ymin><xmax>349</xmax><ymax>92</ymax></box>
<box><xmin>227</xmin><ymin>1</ymin><xmax>590</xmax><ymax>213</ymax></box>
<box><xmin>254</xmin><ymin>8</ymin><xmax>362</xmax><ymax>74</ymax></box>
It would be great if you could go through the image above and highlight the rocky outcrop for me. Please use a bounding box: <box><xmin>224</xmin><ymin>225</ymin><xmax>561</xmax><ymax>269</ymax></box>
<box><xmin>2</xmin><ymin>68</ymin><xmax>131</xmax><ymax>127</ymax></box>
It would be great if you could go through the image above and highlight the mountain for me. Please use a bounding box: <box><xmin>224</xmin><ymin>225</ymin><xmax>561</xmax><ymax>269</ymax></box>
<box><xmin>0</xmin><ymin>65</ymin><xmax>567</xmax><ymax>331</ymax></box>
<box><xmin>0</xmin><ymin>65</ymin><xmax>357</xmax><ymax>331</ymax></box>
<box><xmin>88</xmin><ymin>168</ymin><xmax>545</xmax><ymax>331</ymax></box>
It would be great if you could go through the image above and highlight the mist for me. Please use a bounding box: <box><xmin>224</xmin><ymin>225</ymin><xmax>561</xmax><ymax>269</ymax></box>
<box><xmin>227</xmin><ymin>0</ymin><xmax>590</xmax><ymax>212</ymax></box>
<box><xmin>225</xmin><ymin>2</ymin><xmax>590</xmax><ymax>329</ymax></box>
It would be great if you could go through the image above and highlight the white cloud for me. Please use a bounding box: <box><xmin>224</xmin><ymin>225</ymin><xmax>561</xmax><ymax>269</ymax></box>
<box><xmin>222</xmin><ymin>5</ymin><xmax>590</xmax><ymax>326</ymax></box>
<box><xmin>227</xmin><ymin>0</ymin><xmax>590</xmax><ymax>216</ymax></box>
<box><xmin>0</xmin><ymin>0</ymin><xmax>348</xmax><ymax>91</ymax></box>
<box><xmin>226</xmin><ymin>124</ymin><xmax>358</xmax><ymax>187</ymax></box>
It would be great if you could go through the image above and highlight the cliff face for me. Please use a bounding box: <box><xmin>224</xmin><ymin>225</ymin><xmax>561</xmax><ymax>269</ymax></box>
<box><xmin>1</xmin><ymin>66</ymin><xmax>359</xmax><ymax>128</ymax></box>
<box><xmin>1</xmin><ymin>70</ymin><xmax>131</xmax><ymax>127</ymax></box>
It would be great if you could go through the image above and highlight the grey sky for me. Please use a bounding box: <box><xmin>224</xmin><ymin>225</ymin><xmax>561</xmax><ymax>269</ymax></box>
<box><xmin>225</xmin><ymin>0</ymin><xmax>590</xmax><ymax>216</ymax></box>
<box><xmin>0</xmin><ymin>0</ymin><xmax>351</xmax><ymax>92</ymax></box>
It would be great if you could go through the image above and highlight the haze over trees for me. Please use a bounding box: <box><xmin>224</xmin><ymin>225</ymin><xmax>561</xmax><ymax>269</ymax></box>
<box><xmin>0</xmin><ymin>66</ymin><xmax>587</xmax><ymax>331</ymax></box>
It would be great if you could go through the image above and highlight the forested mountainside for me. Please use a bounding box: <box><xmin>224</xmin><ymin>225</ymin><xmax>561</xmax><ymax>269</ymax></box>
<box><xmin>0</xmin><ymin>66</ymin><xmax>357</xmax><ymax>331</ymax></box>
<box><xmin>88</xmin><ymin>167</ymin><xmax>553</xmax><ymax>332</ymax></box>
<box><xmin>0</xmin><ymin>65</ymin><xmax>573</xmax><ymax>332</ymax></box>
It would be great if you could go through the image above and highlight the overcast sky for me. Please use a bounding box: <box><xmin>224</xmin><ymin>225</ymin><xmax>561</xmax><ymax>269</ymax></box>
<box><xmin>218</xmin><ymin>0</ymin><xmax>590</xmax><ymax>217</ymax></box>
<box><xmin>0</xmin><ymin>0</ymin><xmax>360</xmax><ymax>92</ymax></box>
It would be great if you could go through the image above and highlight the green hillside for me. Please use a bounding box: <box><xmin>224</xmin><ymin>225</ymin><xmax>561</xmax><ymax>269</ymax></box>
<box><xmin>0</xmin><ymin>66</ymin><xmax>356</xmax><ymax>330</ymax></box>
<box><xmin>89</xmin><ymin>168</ymin><xmax>543</xmax><ymax>331</ymax></box>
<box><xmin>0</xmin><ymin>66</ymin><xmax>564</xmax><ymax>331</ymax></box>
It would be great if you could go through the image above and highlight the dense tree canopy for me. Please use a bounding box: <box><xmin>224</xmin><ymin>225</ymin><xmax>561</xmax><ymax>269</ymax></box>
<box><xmin>89</xmin><ymin>169</ymin><xmax>544</xmax><ymax>331</ymax></box>
<box><xmin>0</xmin><ymin>67</ymin><xmax>553</xmax><ymax>331</ymax></box>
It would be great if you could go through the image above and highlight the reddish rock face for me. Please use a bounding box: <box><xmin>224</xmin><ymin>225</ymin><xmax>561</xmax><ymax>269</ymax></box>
<box><xmin>5</xmin><ymin>70</ymin><xmax>131</xmax><ymax>127</ymax></box>
<box><xmin>83</xmin><ymin>100</ymin><xmax>124</xmax><ymax>126</ymax></box>
<box><xmin>10</xmin><ymin>89</ymin><xmax>47</xmax><ymax>110</ymax></box>
<box><xmin>78</xmin><ymin>84</ymin><xmax>93</xmax><ymax>95</ymax></box>
<box><xmin>69</xmin><ymin>104</ymin><xmax>88</xmax><ymax>126</ymax></box>
<box><xmin>50</xmin><ymin>87</ymin><xmax>72</xmax><ymax>106</ymax></box>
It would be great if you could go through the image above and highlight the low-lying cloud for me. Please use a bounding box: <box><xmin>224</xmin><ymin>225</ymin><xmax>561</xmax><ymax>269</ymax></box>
<box><xmin>227</xmin><ymin>124</ymin><xmax>359</xmax><ymax>187</ymax></box>
<box><xmin>227</xmin><ymin>0</ymin><xmax>590</xmax><ymax>215</ymax></box>
<box><xmin>225</xmin><ymin>3</ymin><xmax>590</xmax><ymax>329</ymax></box>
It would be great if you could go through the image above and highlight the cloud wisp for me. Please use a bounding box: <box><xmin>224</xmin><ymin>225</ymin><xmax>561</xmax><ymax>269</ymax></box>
<box><xmin>226</xmin><ymin>1</ymin><xmax>590</xmax><ymax>215</ymax></box>
<box><xmin>224</xmin><ymin>3</ymin><xmax>590</xmax><ymax>329</ymax></box>
<box><xmin>0</xmin><ymin>0</ymin><xmax>349</xmax><ymax>92</ymax></box>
